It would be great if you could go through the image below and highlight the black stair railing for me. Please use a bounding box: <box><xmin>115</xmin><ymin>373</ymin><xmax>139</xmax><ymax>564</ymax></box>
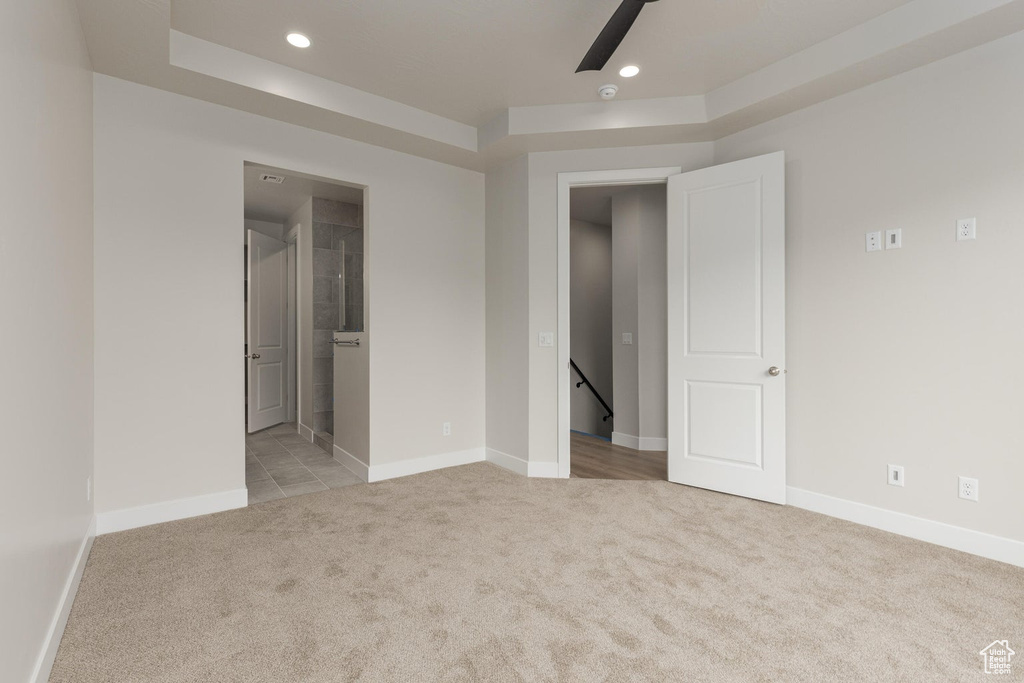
<box><xmin>569</xmin><ymin>358</ymin><xmax>613</xmax><ymax>422</ymax></box>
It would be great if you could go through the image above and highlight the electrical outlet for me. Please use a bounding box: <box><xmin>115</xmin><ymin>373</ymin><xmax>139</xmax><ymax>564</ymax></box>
<box><xmin>887</xmin><ymin>464</ymin><xmax>904</xmax><ymax>487</ymax></box>
<box><xmin>538</xmin><ymin>332</ymin><xmax>554</xmax><ymax>347</ymax></box>
<box><xmin>442</xmin><ymin>422</ymin><xmax>451</xmax><ymax>436</ymax></box>
<box><xmin>865</xmin><ymin>231</ymin><xmax>882</xmax><ymax>252</ymax></box>
<box><xmin>885</xmin><ymin>229</ymin><xmax>902</xmax><ymax>250</ymax></box>
<box><xmin>622</xmin><ymin>332</ymin><xmax>633</xmax><ymax>345</ymax></box>
<box><xmin>958</xmin><ymin>476</ymin><xmax>979</xmax><ymax>502</ymax></box>
<box><xmin>86</xmin><ymin>476</ymin><xmax>92</xmax><ymax>502</ymax></box>
<box><xmin>956</xmin><ymin>218</ymin><xmax>976</xmax><ymax>241</ymax></box>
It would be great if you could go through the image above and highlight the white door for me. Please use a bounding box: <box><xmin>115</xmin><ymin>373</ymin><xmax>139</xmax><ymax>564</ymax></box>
<box><xmin>666</xmin><ymin>152</ymin><xmax>786</xmax><ymax>503</ymax></box>
<box><xmin>246</xmin><ymin>230</ymin><xmax>288</xmax><ymax>433</ymax></box>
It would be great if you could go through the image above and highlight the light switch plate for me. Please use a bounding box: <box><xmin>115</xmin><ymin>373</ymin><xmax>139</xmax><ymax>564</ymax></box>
<box><xmin>622</xmin><ymin>332</ymin><xmax>633</xmax><ymax>345</ymax></box>
<box><xmin>885</xmin><ymin>229</ymin><xmax>902</xmax><ymax>250</ymax></box>
<box><xmin>538</xmin><ymin>332</ymin><xmax>554</xmax><ymax>347</ymax></box>
<box><xmin>956</xmin><ymin>218</ymin><xmax>976</xmax><ymax>241</ymax></box>
<box><xmin>866</xmin><ymin>231</ymin><xmax>882</xmax><ymax>252</ymax></box>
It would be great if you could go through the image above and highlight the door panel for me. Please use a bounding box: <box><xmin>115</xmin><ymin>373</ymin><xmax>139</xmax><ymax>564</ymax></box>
<box><xmin>256</xmin><ymin>362</ymin><xmax>284</xmax><ymax>412</ymax></box>
<box><xmin>667</xmin><ymin>152</ymin><xmax>786</xmax><ymax>504</ymax></box>
<box><xmin>247</xmin><ymin>230</ymin><xmax>288</xmax><ymax>433</ymax></box>
<box><xmin>686</xmin><ymin>179</ymin><xmax>762</xmax><ymax>357</ymax></box>
<box><xmin>686</xmin><ymin>381</ymin><xmax>762</xmax><ymax>468</ymax></box>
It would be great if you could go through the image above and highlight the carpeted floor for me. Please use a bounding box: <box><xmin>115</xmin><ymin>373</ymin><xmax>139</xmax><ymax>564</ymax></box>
<box><xmin>51</xmin><ymin>463</ymin><xmax>1023</xmax><ymax>682</ymax></box>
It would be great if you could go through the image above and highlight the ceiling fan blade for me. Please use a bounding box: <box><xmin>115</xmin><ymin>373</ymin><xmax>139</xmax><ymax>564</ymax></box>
<box><xmin>576</xmin><ymin>0</ymin><xmax>655</xmax><ymax>73</ymax></box>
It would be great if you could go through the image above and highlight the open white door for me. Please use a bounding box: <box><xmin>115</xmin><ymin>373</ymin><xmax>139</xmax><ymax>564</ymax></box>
<box><xmin>666</xmin><ymin>152</ymin><xmax>786</xmax><ymax>503</ymax></box>
<box><xmin>246</xmin><ymin>230</ymin><xmax>288</xmax><ymax>433</ymax></box>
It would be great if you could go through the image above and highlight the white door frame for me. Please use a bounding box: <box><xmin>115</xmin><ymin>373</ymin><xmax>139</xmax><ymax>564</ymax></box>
<box><xmin>556</xmin><ymin>167</ymin><xmax>682</xmax><ymax>478</ymax></box>
<box><xmin>285</xmin><ymin>230</ymin><xmax>298</xmax><ymax>423</ymax></box>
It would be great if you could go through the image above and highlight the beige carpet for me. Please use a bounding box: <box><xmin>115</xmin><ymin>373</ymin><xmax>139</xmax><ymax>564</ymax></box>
<box><xmin>52</xmin><ymin>463</ymin><xmax>1023</xmax><ymax>682</ymax></box>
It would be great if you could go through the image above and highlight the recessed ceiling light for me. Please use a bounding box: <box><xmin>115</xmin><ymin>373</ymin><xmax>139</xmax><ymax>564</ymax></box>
<box><xmin>286</xmin><ymin>33</ymin><xmax>311</xmax><ymax>48</ymax></box>
<box><xmin>619</xmin><ymin>65</ymin><xmax>640</xmax><ymax>78</ymax></box>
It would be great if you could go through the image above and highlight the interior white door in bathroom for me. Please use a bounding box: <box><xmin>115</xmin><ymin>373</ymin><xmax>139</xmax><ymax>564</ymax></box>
<box><xmin>666</xmin><ymin>152</ymin><xmax>786</xmax><ymax>504</ymax></box>
<box><xmin>246</xmin><ymin>230</ymin><xmax>289</xmax><ymax>433</ymax></box>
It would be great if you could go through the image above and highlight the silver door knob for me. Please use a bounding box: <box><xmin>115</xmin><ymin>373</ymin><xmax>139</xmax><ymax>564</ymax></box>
<box><xmin>768</xmin><ymin>366</ymin><xmax>784</xmax><ymax>376</ymax></box>
<box><xmin>251</xmin><ymin>353</ymin><xmax>260</xmax><ymax>359</ymax></box>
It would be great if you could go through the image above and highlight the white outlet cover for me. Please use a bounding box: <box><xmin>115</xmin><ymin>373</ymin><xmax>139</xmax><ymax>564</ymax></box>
<box><xmin>956</xmin><ymin>218</ymin><xmax>976</xmax><ymax>241</ymax></box>
<box><xmin>958</xmin><ymin>476</ymin><xmax>979</xmax><ymax>501</ymax></box>
<box><xmin>538</xmin><ymin>332</ymin><xmax>554</xmax><ymax>347</ymax></box>
<box><xmin>885</xmin><ymin>229</ymin><xmax>902</xmax><ymax>250</ymax></box>
<box><xmin>622</xmin><ymin>332</ymin><xmax>633</xmax><ymax>345</ymax></box>
<box><xmin>442</xmin><ymin>422</ymin><xmax>451</xmax><ymax>436</ymax></box>
<box><xmin>865</xmin><ymin>231</ymin><xmax>882</xmax><ymax>252</ymax></box>
<box><xmin>887</xmin><ymin>464</ymin><xmax>904</xmax><ymax>487</ymax></box>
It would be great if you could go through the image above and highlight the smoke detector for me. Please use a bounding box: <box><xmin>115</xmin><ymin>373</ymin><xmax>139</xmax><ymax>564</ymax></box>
<box><xmin>598</xmin><ymin>84</ymin><xmax>619</xmax><ymax>100</ymax></box>
<box><xmin>259</xmin><ymin>173</ymin><xmax>285</xmax><ymax>184</ymax></box>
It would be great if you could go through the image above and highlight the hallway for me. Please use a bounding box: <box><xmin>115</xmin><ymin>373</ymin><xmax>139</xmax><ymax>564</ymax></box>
<box><xmin>569</xmin><ymin>432</ymin><xmax>667</xmax><ymax>480</ymax></box>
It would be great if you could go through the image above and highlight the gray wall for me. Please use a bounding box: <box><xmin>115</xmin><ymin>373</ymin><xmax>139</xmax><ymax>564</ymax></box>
<box><xmin>714</xmin><ymin>31</ymin><xmax>1024</xmax><ymax>541</ymax></box>
<box><xmin>1</xmin><ymin>2</ymin><xmax>95</xmax><ymax>680</ymax></box>
<box><xmin>485</xmin><ymin>156</ymin><xmax>531</xmax><ymax>461</ymax></box>
<box><xmin>611</xmin><ymin>193</ymin><xmax>640</xmax><ymax>441</ymax></box>
<box><xmin>569</xmin><ymin>218</ymin><xmax>613</xmax><ymax>438</ymax></box>
<box><xmin>311</xmin><ymin>197</ymin><xmax>363</xmax><ymax>435</ymax></box>
<box><xmin>611</xmin><ymin>186</ymin><xmax>667</xmax><ymax>447</ymax></box>
<box><xmin>93</xmin><ymin>73</ymin><xmax>485</xmax><ymax>511</ymax></box>
<box><xmin>636</xmin><ymin>186</ymin><xmax>667</xmax><ymax>446</ymax></box>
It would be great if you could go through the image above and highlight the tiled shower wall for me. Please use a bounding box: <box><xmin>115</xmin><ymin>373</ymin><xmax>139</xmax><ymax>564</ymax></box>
<box><xmin>311</xmin><ymin>197</ymin><xmax>363</xmax><ymax>435</ymax></box>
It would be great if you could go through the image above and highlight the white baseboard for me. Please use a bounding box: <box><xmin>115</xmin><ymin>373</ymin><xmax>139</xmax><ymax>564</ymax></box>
<box><xmin>368</xmin><ymin>447</ymin><xmax>486</xmax><ymax>482</ymax></box>
<box><xmin>298</xmin><ymin>423</ymin><xmax>314</xmax><ymax>442</ymax></box>
<box><xmin>528</xmin><ymin>460</ymin><xmax>560</xmax><ymax>478</ymax></box>
<box><xmin>638</xmin><ymin>436</ymin><xmax>668</xmax><ymax>451</ymax></box>
<box><xmin>31</xmin><ymin>515</ymin><xmax>96</xmax><ymax>683</ymax></box>
<box><xmin>788</xmin><ymin>487</ymin><xmax>1024</xmax><ymax>569</ymax></box>
<box><xmin>336</xmin><ymin>444</ymin><xmax>556</xmax><ymax>482</ymax></box>
<box><xmin>96</xmin><ymin>488</ymin><xmax>248</xmax><ymax>535</ymax></box>
<box><xmin>334</xmin><ymin>444</ymin><xmax>369</xmax><ymax>482</ymax></box>
<box><xmin>485</xmin><ymin>449</ymin><xmax>562</xmax><ymax>478</ymax></box>
<box><xmin>611</xmin><ymin>432</ymin><xmax>639</xmax><ymax>449</ymax></box>
<box><xmin>485</xmin><ymin>447</ymin><xmax>529</xmax><ymax>476</ymax></box>
<box><xmin>611</xmin><ymin>432</ymin><xmax>666</xmax><ymax>451</ymax></box>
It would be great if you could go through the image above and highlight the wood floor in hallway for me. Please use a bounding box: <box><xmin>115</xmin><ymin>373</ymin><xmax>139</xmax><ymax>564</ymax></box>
<box><xmin>570</xmin><ymin>431</ymin><xmax>667</xmax><ymax>480</ymax></box>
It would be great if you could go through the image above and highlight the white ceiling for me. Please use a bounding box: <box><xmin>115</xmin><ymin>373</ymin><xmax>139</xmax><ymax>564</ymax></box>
<box><xmin>73</xmin><ymin>0</ymin><xmax>1024</xmax><ymax>169</ymax></box>
<box><xmin>169</xmin><ymin>0</ymin><xmax>912</xmax><ymax>126</ymax></box>
<box><xmin>244</xmin><ymin>163</ymin><xmax>363</xmax><ymax>224</ymax></box>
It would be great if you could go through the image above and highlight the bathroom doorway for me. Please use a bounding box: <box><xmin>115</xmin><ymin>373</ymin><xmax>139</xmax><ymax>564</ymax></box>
<box><xmin>242</xmin><ymin>162</ymin><xmax>367</xmax><ymax>503</ymax></box>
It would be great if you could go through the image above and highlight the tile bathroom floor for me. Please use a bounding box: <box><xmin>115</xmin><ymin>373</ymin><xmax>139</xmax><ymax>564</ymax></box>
<box><xmin>245</xmin><ymin>422</ymin><xmax>363</xmax><ymax>504</ymax></box>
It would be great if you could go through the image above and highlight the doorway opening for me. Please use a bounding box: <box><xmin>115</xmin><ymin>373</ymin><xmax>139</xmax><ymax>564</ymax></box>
<box><xmin>242</xmin><ymin>161</ymin><xmax>367</xmax><ymax>503</ymax></box>
<box><xmin>557</xmin><ymin>155</ymin><xmax>787</xmax><ymax>504</ymax></box>
<box><xmin>568</xmin><ymin>183</ymin><xmax>668</xmax><ymax>480</ymax></box>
